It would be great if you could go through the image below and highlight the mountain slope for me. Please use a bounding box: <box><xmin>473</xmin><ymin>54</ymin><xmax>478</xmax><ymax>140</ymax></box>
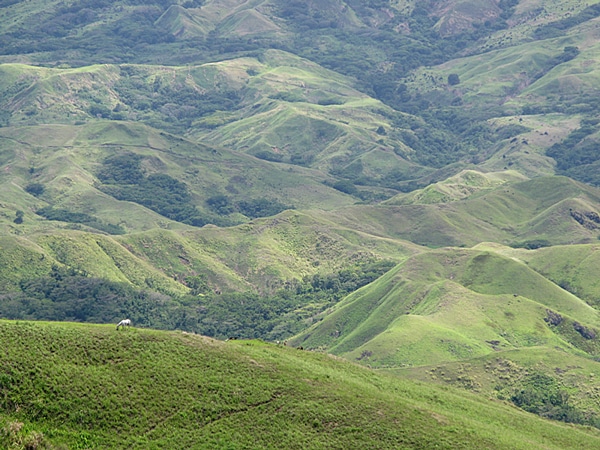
<box><xmin>1</xmin><ymin>320</ymin><xmax>599</xmax><ymax>449</ymax></box>
<box><xmin>291</xmin><ymin>246</ymin><xmax>600</xmax><ymax>362</ymax></box>
<box><xmin>3</xmin><ymin>0</ymin><xmax>600</xmax><ymax>437</ymax></box>
<box><xmin>0</xmin><ymin>119</ymin><xmax>357</xmax><ymax>232</ymax></box>
<box><xmin>0</xmin><ymin>53</ymin><xmax>435</xmax><ymax>187</ymax></box>
<box><xmin>323</xmin><ymin>176</ymin><xmax>600</xmax><ymax>247</ymax></box>
<box><xmin>0</xmin><ymin>208</ymin><xmax>417</xmax><ymax>297</ymax></box>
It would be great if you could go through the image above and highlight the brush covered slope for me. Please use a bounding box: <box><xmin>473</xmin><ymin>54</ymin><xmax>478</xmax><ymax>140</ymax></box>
<box><xmin>322</xmin><ymin>175</ymin><xmax>600</xmax><ymax>247</ymax></box>
<box><xmin>0</xmin><ymin>209</ymin><xmax>416</xmax><ymax>295</ymax></box>
<box><xmin>0</xmin><ymin>119</ymin><xmax>353</xmax><ymax>232</ymax></box>
<box><xmin>1</xmin><ymin>320</ymin><xmax>600</xmax><ymax>449</ymax></box>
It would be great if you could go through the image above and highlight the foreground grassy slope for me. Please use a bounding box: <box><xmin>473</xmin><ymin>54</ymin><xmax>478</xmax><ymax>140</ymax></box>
<box><xmin>394</xmin><ymin>346</ymin><xmax>600</xmax><ymax>420</ymax></box>
<box><xmin>1</xmin><ymin>320</ymin><xmax>600</xmax><ymax>449</ymax></box>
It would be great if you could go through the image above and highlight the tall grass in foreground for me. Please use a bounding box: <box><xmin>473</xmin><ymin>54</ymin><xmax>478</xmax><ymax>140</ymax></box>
<box><xmin>0</xmin><ymin>321</ymin><xmax>599</xmax><ymax>449</ymax></box>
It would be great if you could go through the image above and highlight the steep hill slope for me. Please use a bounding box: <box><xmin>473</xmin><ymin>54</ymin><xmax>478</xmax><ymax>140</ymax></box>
<box><xmin>1</xmin><ymin>320</ymin><xmax>600</xmax><ymax>449</ymax></box>
<box><xmin>292</xmin><ymin>246</ymin><xmax>600</xmax><ymax>363</ymax></box>
<box><xmin>395</xmin><ymin>346</ymin><xmax>600</xmax><ymax>428</ymax></box>
<box><xmin>512</xmin><ymin>243</ymin><xmax>600</xmax><ymax>308</ymax></box>
<box><xmin>290</xmin><ymin>244</ymin><xmax>600</xmax><ymax>423</ymax></box>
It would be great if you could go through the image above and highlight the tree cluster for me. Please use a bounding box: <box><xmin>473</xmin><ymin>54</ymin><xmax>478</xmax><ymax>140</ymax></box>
<box><xmin>0</xmin><ymin>260</ymin><xmax>396</xmax><ymax>342</ymax></box>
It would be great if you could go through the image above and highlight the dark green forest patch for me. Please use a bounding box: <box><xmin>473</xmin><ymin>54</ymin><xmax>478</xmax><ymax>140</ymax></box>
<box><xmin>0</xmin><ymin>260</ymin><xmax>395</xmax><ymax>341</ymax></box>
<box><xmin>546</xmin><ymin>118</ymin><xmax>600</xmax><ymax>186</ymax></box>
<box><xmin>97</xmin><ymin>153</ymin><xmax>290</xmax><ymax>225</ymax></box>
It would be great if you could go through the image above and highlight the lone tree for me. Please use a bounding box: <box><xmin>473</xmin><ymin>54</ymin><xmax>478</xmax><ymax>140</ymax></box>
<box><xmin>25</xmin><ymin>182</ymin><xmax>45</xmax><ymax>197</ymax></box>
<box><xmin>14</xmin><ymin>210</ymin><xmax>24</xmax><ymax>224</ymax></box>
<box><xmin>448</xmin><ymin>73</ymin><xmax>461</xmax><ymax>86</ymax></box>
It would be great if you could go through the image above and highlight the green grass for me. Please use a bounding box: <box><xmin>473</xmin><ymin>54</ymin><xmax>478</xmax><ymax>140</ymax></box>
<box><xmin>154</xmin><ymin>5</ymin><xmax>213</xmax><ymax>39</ymax></box>
<box><xmin>0</xmin><ymin>207</ymin><xmax>415</xmax><ymax>297</ymax></box>
<box><xmin>3</xmin><ymin>2</ymin><xmax>600</xmax><ymax>443</ymax></box>
<box><xmin>291</xmin><ymin>246</ymin><xmax>600</xmax><ymax>364</ymax></box>
<box><xmin>288</xmin><ymin>243</ymin><xmax>600</xmax><ymax>424</ymax></box>
<box><xmin>321</xmin><ymin>176</ymin><xmax>600</xmax><ymax>247</ymax></box>
<box><xmin>393</xmin><ymin>346</ymin><xmax>600</xmax><ymax>427</ymax></box>
<box><xmin>0</xmin><ymin>120</ymin><xmax>353</xmax><ymax>228</ymax></box>
<box><xmin>385</xmin><ymin>170</ymin><xmax>528</xmax><ymax>205</ymax></box>
<box><xmin>515</xmin><ymin>243</ymin><xmax>600</xmax><ymax>308</ymax></box>
<box><xmin>1</xmin><ymin>320</ymin><xmax>600</xmax><ymax>449</ymax></box>
<box><xmin>0</xmin><ymin>53</ymin><xmax>431</xmax><ymax>185</ymax></box>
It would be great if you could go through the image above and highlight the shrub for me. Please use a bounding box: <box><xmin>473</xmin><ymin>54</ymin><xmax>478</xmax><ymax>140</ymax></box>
<box><xmin>447</xmin><ymin>73</ymin><xmax>460</xmax><ymax>86</ymax></box>
<box><xmin>24</xmin><ymin>183</ymin><xmax>45</xmax><ymax>196</ymax></box>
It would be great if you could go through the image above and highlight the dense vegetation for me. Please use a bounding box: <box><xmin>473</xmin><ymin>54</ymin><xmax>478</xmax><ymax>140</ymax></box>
<box><xmin>546</xmin><ymin>118</ymin><xmax>600</xmax><ymax>186</ymax></box>
<box><xmin>0</xmin><ymin>261</ymin><xmax>395</xmax><ymax>341</ymax></box>
<box><xmin>509</xmin><ymin>372</ymin><xmax>596</xmax><ymax>426</ymax></box>
<box><xmin>97</xmin><ymin>152</ymin><xmax>290</xmax><ymax>225</ymax></box>
<box><xmin>97</xmin><ymin>152</ymin><xmax>210</xmax><ymax>225</ymax></box>
<box><xmin>533</xmin><ymin>3</ymin><xmax>600</xmax><ymax>39</ymax></box>
<box><xmin>36</xmin><ymin>206</ymin><xmax>126</xmax><ymax>235</ymax></box>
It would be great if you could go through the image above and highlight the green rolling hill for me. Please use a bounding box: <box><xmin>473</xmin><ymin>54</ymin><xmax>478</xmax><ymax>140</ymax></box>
<box><xmin>291</xmin><ymin>243</ymin><xmax>600</xmax><ymax>425</ymax></box>
<box><xmin>319</xmin><ymin>175</ymin><xmax>600</xmax><ymax>247</ymax></box>
<box><xmin>0</xmin><ymin>52</ymin><xmax>433</xmax><ymax>188</ymax></box>
<box><xmin>4</xmin><ymin>0</ymin><xmax>600</xmax><ymax>441</ymax></box>
<box><xmin>1</xmin><ymin>320</ymin><xmax>600</xmax><ymax>449</ymax></box>
<box><xmin>292</xmin><ymin>246</ymin><xmax>600</xmax><ymax>359</ymax></box>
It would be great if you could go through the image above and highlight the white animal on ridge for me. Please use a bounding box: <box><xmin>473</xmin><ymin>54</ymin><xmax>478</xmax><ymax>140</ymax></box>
<box><xmin>116</xmin><ymin>319</ymin><xmax>132</xmax><ymax>330</ymax></box>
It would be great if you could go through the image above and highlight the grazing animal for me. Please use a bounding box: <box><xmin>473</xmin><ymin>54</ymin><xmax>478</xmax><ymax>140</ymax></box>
<box><xmin>116</xmin><ymin>319</ymin><xmax>131</xmax><ymax>330</ymax></box>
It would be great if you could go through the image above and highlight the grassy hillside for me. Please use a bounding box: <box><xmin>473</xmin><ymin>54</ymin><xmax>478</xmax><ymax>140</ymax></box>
<box><xmin>0</xmin><ymin>119</ymin><xmax>358</xmax><ymax>232</ymax></box>
<box><xmin>0</xmin><ymin>52</ymin><xmax>443</xmax><ymax>189</ymax></box>
<box><xmin>4</xmin><ymin>0</ymin><xmax>600</xmax><ymax>194</ymax></box>
<box><xmin>2</xmin><ymin>0</ymin><xmax>600</xmax><ymax>337</ymax></box>
<box><xmin>289</xmin><ymin>243</ymin><xmax>600</xmax><ymax>423</ymax></box>
<box><xmin>1</xmin><ymin>320</ymin><xmax>600</xmax><ymax>449</ymax></box>
<box><xmin>394</xmin><ymin>347</ymin><xmax>600</xmax><ymax>428</ymax></box>
<box><xmin>291</xmin><ymin>246</ymin><xmax>600</xmax><ymax>361</ymax></box>
<box><xmin>514</xmin><ymin>243</ymin><xmax>600</xmax><ymax>308</ymax></box>
<box><xmin>3</xmin><ymin>0</ymin><xmax>600</xmax><ymax>442</ymax></box>
<box><xmin>16</xmin><ymin>168</ymin><xmax>600</xmax><ymax>306</ymax></box>
<box><xmin>0</xmin><ymin>208</ymin><xmax>416</xmax><ymax>297</ymax></box>
<box><xmin>324</xmin><ymin>176</ymin><xmax>600</xmax><ymax>247</ymax></box>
